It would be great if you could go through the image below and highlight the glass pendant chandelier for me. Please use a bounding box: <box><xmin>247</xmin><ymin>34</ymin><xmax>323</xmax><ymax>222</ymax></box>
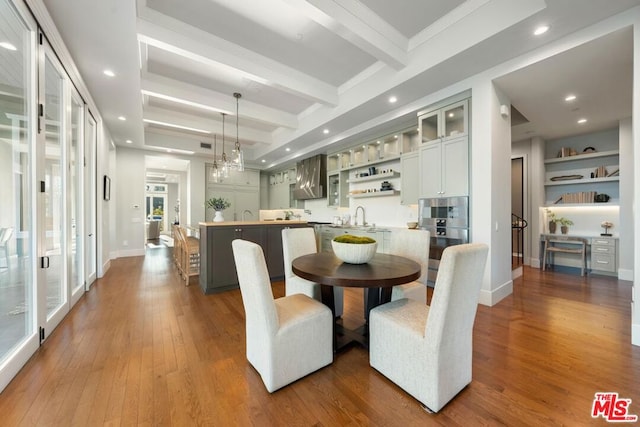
<box><xmin>210</xmin><ymin>134</ymin><xmax>220</xmax><ymax>183</ymax></box>
<box><xmin>221</xmin><ymin>112</ymin><xmax>230</xmax><ymax>178</ymax></box>
<box><xmin>233</xmin><ymin>92</ymin><xmax>245</xmax><ymax>171</ymax></box>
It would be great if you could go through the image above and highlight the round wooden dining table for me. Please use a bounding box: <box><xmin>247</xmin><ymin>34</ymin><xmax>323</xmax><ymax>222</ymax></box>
<box><xmin>292</xmin><ymin>252</ymin><xmax>421</xmax><ymax>351</ymax></box>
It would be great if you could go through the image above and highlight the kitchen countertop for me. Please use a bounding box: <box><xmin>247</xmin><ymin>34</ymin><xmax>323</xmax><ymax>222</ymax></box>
<box><xmin>199</xmin><ymin>220</ymin><xmax>308</xmax><ymax>226</ymax></box>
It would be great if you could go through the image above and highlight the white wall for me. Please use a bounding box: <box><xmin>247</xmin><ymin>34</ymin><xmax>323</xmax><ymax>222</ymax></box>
<box><xmin>115</xmin><ymin>147</ymin><xmax>146</xmax><ymax>257</ymax></box>
<box><xmin>619</xmin><ymin>117</ymin><xmax>633</xmax><ymax>280</ymax></box>
<box><xmin>632</xmin><ymin>23</ymin><xmax>640</xmax><ymax>346</ymax></box>
<box><xmin>97</xmin><ymin>121</ymin><xmax>113</xmax><ymax>277</ymax></box>
<box><xmin>113</xmin><ymin>146</ymin><xmax>211</xmax><ymax>256</ymax></box>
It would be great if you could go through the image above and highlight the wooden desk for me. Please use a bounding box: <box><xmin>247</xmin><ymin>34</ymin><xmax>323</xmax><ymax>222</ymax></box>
<box><xmin>542</xmin><ymin>235</ymin><xmax>588</xmax><ymax>276</ymax></box>
<box><xmin>539</xmin><ymin>234</ymin><xmax>618</xmax><ymax>276</ymax></box>
<box><xmin>292</xmin><ymin>252</ymin><xmax>420</xmax><ymax>351</ymax></box>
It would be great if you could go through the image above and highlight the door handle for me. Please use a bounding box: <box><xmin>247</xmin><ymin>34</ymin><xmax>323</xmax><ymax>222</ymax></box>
<box><xmin>40</xmin><ymin>256</ymin><xmax>49</xmax><ymax>269</ymax></box>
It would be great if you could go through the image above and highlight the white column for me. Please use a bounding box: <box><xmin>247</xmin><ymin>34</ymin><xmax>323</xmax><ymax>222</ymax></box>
<box><xmin>471</xmin><ymin>80</ymin><xmax>513</xmax><ymax>306</ymax></box>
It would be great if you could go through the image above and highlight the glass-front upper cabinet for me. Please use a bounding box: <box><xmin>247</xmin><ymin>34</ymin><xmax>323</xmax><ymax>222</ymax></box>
<box><xmin>418</xmin><ymin>99</ymin><xmax>468</xmax><ymax>143</ymax></box>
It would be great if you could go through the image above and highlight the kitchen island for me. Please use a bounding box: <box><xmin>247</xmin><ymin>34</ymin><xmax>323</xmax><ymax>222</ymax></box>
<box><xmin>199</xmin><ymin>220</ymin><xmax>311</xmax><ymax>294</ymax></box>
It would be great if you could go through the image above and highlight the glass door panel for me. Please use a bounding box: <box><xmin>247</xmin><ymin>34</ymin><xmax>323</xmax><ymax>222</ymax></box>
<box><xmin>443</xmin><ymin>101</ymin><xmax>466</xmax><ymax>138</ymax></box>
<box><xmin>84</xmin><ymin>113</ymin><xmax>96</xmax><ymax>288</ymax></box>
<box><xmin>69</xmin><ymin>92</ymin><xmax>83</xmax><ymax>304</ymax></box>
<box><xmin>42</xmin><ymin>48</ymin><xmax>67</xmax><ymax>325</ymax></box>
<box><xmin>419</xmin><ymin>110</ymin><xmax>440</xmax><ymax>142</ymax></box>
<box><xmin>0</xmin><ymin>0</ymin><xmax>38</xmax><ymax>393</ymax></box>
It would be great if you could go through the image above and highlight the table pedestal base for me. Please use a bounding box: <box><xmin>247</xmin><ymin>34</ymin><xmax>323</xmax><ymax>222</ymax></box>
<box><xmin>321</xmin><ymin>284</ymin><xmax>391</xmax><ymax>352</ymax></box>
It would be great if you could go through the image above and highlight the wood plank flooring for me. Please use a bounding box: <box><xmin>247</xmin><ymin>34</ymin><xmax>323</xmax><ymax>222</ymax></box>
<box><xmin>0</xmin><ymin>246</ymin><xmax>638</xmax><ymax>426</ymax></box>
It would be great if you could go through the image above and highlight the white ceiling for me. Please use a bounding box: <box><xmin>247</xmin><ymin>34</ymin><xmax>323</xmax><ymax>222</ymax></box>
<box><xmin>41</xmin><ymin>0</ymin><xmax>640</xmax><ymax>171</ymax></box>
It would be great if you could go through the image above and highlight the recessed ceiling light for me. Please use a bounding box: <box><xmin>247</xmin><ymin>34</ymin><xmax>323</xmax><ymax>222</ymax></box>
<box><xmin>118</xmin><ymin>116</ymin><xmax>126</xmax><ymax>121</ymax></box>
<box><xmin>389</xmin><ymin>96</ymin><xmax>397</xmax><ymax>103</ymax></box>
<box><xmin>448</xmin><ymin>112</ymin><xmax>454</xmax><ymax>118</ymax></box>
<box><xmin>286</xmin><ymin>148</ymin><xmax>291</xmax><ymax>152</ymax></box>
<box><xmin>261</xmin><ymin>159</ymin><xmax>266</xmax><ymax>163</ymax></box>
<box><xmin>103</xmin><ymin>69</ymin><xmax>115</xmax><ymax>77</ymax></box>
<box><xmin>0</xmin><ymin>42</ymin><xmax>17</xmax><ymax>51</ymax></box>
<box><xmin>323</xmin><ymin>129</ymin><xmax>329</xmax><ymax>134</ymax></box>
<box><xmin>125</xmin><ymin>139</ymin><xmax>132</xmax><ymax>144</ymax></box>
<box><xmin>534</xmin><ymin>25</ymin><xmax>549</xmax><ymax>36</ymax></box>
<box><xmin>565</xmin><ymin>94</ymin><xmax>576</xmax><ymax>102</ymax></box>
<box><xmin>376</xmin><ymin>141</ymin><xmax>381</xmax><ymax>144</ymax></box>
<box><xmin>577</xmin><ymin>118</ymin><xmax>587</xmax><ymax>124</ymax></box>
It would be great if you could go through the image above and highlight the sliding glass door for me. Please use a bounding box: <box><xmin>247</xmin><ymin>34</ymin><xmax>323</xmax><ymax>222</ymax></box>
<box><xmin>39</xmin><ymin>41</ymin><xmax>68</xmax><ymax>333</ymax></box>
<box><xmin>68</xmin><ymin>91</ymin><xmax>84</xmax><ymax>305</ymax></box>
<box><xmin>0</xmin><ymin>0</ymin><xmax>38</xmax><ymax>392</ymax></box>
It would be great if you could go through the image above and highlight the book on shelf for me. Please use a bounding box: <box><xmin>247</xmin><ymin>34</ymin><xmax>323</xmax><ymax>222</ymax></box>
<box><xmin>594</xmin><ymin>166</ymin><xmax>608</xmax><ymax>178</ymax></box>
<box><xmin>607</xmin><ymin>168</ymin><xmax>619</xmax><ymax>177</ymax></box>
<box><xmin>554</xmin><ymin>191</ymin><xmax>596</xmax><ymax>204</ymax></box>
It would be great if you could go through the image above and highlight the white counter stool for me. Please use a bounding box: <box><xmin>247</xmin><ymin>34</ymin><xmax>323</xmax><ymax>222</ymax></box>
<box><xmin>542</xmin><ymin>235</ymin><xmax>588</xmax><ymax>276</ymax></box>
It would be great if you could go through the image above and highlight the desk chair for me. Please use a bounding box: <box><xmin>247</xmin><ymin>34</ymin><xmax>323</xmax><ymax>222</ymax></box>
<box><xmin>542</xmin><ymin>235</ymin><xmax>587</xmax><ymax>276</ymax></box>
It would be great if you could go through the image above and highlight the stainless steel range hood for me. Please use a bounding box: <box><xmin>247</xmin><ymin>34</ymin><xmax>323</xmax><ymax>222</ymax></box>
<box><xmin>293</xmin><ymin>155</ymin><xmax>327</xmax><ymax>200</ymax></box>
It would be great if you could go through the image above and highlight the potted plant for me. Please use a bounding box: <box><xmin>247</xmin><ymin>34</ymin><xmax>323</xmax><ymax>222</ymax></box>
<box><xmin>546</xmin><ymin>209</ymin><xmax>558</xmax><ymax>234</ymax></box>
<box><xmin>206</xmin><ymin>197</ymin><xmax>231</xmax><ymax>222</ymax></box>
<box><xmin>331</xmin><ymin>234</ymin><xmax>377</xmax><ymax>264</ymax></box>
<box><xmin>558</xmin><ymin>217</ymin><xmax>573</xmax><ymax>234</ymax></box>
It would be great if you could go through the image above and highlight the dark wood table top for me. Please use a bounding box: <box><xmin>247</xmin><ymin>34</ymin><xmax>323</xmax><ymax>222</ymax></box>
<box><xmin>292</xmin><ymin>252</ymin><xmax>420</xmax><ymax>288</ymax></box>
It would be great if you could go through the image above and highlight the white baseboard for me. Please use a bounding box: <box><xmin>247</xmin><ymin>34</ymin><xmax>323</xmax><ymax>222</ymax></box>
<box><xmin>512</xmin><ymin>266</ymin><xmax>523</xmax><ymax>279</ymax></box>
<box><xmin>116</xmin><ymin>248</ymin><xmax>145</xmax><ymax>258</ymax></box>
<box><xmin>618</xmin><ymin>269</ymin><xmax>633</xmax><ymax>281</ymax></box>
<box><xmin>632</xmin><ymin>319</ymin><xmax>640</xmax><ymax>347</ymax></box>
<box><xmin>479</xmin><ymin>279</ymin><xmax>513</xmax><ymax>307</ymax></box>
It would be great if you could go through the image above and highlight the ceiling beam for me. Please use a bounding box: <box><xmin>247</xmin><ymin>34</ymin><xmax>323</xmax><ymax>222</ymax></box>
<box><xmin>143</xmin><ymin>105</ymin><xmax>274</xmax><ymax>145</ymax></box>
<box><xmin>140</xmin><ymin>72</ymin><xmax>298</xmax><ymax>130</ymax></box>
<box><xmin>284</xmin><ymin>0</ymin><xmax>408</xmax><ymax>69</ymax></box>
<box><xmin>136</xmin><ymin>6</ymin><xmax>339</xmax><ymax>106</ymax></box>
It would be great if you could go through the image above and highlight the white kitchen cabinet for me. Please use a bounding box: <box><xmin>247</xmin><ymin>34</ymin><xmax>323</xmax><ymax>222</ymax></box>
<box><xmin>205</xmin><ymin>186</ymin><xmax>259</xmax><ymax>222</ymax></box>
<box><xmin>206</xmin><ymin>166</ymin><xmax>259</xmax><ymax>188</ymax></box>
<box><xmin>318</xmin><ymin>227</ymin><xmax>389</xmax><ymax>254</ymax></box>
<box><xmin>590</xmin><ymin>237</ymin><xmax>617</xmax><ymax>274</ymax></box>
<box><xmin>418</xmin><ymin>99</ymin><xmax>468</xmax><ymax>143</ymax></box>
<box><xmin>267</xmin><ymin>168</ymin><xmax>299</xmax><ymax>209</ymax></box>
<box><xmin>400</xmin><ymin>152</ymin><xmax>419</xmax><ymax>205</ymax></box>
<box><xmin>328</xmin><ymin>171</ymin><xmax>349</xmax><ymax>208</ymax></box>
<box><xmin>419</xmin><ymin>136</ymin><xmax>468</xmax><ymax>198</ymax></box>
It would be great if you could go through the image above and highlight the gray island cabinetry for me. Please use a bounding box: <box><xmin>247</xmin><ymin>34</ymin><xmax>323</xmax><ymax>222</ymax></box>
<box><xmin>199</xmin><ymin>221</ymin><xmax>310</xmax><ymax>294</ymax></box>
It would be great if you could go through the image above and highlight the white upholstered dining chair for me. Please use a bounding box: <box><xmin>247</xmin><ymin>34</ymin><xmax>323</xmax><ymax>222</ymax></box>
<box><xmin>232</xmin><ymin>239</ymin><xmax>333</xmax><ymax>393</ymax></box>
<box><xmin>389</xmin><ymin>229</ymin><xmax>430</xmax><ymax>304</ymax></box>
<box><xmin>369</xmin><ymin>243</ymin><xmax>489</xmax><ymax>412</ymax></box>
<box><xmin>282</xmin><ymin>227</ymin><xmax>343</xmax><ymax>317</ymax></box>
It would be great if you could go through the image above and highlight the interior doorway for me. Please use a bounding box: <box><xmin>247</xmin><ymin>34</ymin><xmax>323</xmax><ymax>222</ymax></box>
<box><xmin>511</xmin><ymin>157</ymin><xmax>526</xmax><ymax>270</ymax></box>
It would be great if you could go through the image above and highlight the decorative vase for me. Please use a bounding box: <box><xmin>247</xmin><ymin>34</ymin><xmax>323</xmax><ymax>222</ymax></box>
<box><xmin>561</xmin><ymin>225</ymin><xmax>568</xmax><ymax>234</ymax></box>
<box><xmin>331</xmin><ymin>240</ymin><xmax>377</xmax><ymax>264</ymax></box>
<box><xmin>213</xmin><ymin>211</ymin><xmax>224</xmax><ymax>222</ymax></box>
<box><xmin>549</xmin><ymin>221</ymin><xmax>557</xmax><ymax>234</ymax></box>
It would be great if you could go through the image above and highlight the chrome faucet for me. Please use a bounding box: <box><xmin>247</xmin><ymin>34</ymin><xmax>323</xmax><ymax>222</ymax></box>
<box><xmin>242</xmin><ymin>209</ymin><xmax>253</xmax><ymax>221</ymax></box>
<box><xmin>355</xmin><ymin>205</ymin><xmax>366</xmax><ymax>227</ymax></box>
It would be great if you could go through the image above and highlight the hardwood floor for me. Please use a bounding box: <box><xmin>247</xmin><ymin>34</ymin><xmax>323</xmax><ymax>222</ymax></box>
<box><xmin>0</xmin><ymin>246</ymin><xmax>638</xmax><ymax>426</ymax></box>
